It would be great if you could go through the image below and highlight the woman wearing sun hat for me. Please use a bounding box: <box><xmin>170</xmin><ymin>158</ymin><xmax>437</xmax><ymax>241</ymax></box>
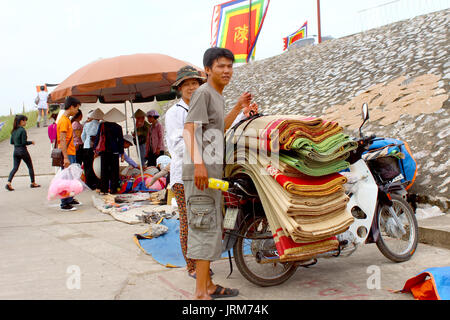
<box><xmin>93</xmin><ymin>107</ymin><xmax>125</xmax><ymax>194</ymax></box>
<box><xmin>165</xmin><ymin>65</ymin><xmax>206</xmax><ymax>278</ymax></box>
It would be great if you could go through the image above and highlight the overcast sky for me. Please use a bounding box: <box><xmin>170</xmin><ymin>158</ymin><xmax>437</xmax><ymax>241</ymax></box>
<box><xmin>0</xmin><ymin>0</ymin><xmax>448</xmax><ymax>116</ymax></box>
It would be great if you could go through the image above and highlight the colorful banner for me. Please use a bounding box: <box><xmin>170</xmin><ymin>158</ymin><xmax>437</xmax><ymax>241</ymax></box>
<box><xmin>211</xmin><ymin>0</ymin><xmax>270</xmax><ymax>63</ymax></box>
<box><xmin>283</xmin><ymin>21</ymin><xmax>308</xmax><ymax>51</ymax></box>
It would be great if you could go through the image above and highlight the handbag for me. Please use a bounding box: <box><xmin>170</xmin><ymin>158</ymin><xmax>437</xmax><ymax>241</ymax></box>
<box><xmin>95</xmin><ymin>123</ymin><xmax>106</xmax><ymax>154</ymax></box>
<box><xmin>34</xmin><ymin>95</ymin><xmax>40</xmax><ymax>105</ymax></box>
<box><xmin>51</xmin><ymin>134</ymin><xmax>73</xmax><ymax>167</ymax></box>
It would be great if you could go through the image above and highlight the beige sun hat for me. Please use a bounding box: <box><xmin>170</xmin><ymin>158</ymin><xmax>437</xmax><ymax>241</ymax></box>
<box><xmin>87</xmin><ymin>108</ymin><xmax>104</xmax><ymax>120</ymax></box>
<box><xmin>103</xmin><ymin>107</ymin><xmax>126</xmax><ymax>122</ymax></box>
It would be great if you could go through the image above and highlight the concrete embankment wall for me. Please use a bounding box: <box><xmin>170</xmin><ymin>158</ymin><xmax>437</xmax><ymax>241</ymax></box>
<box><xmin>223</xmin><ymin>9</ymin><xmax>450</xmax><ymax>210</ymax></box>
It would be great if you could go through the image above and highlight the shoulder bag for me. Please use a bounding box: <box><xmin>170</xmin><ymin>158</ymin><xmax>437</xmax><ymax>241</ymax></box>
<box><xmin>51</xmin><ymin>134</ymin><xmax>73</xmax><ymax>167</ymax></box>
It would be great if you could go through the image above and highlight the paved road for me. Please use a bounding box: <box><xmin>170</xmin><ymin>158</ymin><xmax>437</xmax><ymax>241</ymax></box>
<box><xmin>1</xmin><ymin>125</ymin><xmax>449</xmax><ymax>300</ymax></box>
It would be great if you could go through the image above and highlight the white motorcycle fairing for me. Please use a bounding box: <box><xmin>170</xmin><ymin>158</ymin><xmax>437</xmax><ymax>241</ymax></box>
<box><xmin>343</xmin><ymin>159</ymin><xmax>378</xmax><ymax>245</ymax></box>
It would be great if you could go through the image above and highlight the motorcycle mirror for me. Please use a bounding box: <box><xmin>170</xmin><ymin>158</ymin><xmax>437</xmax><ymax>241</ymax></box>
<box><xmin>362</xmin><ymin>103</ymin><xmax>369</xmax><ymax>121</ymax></box>
<box><xmin>359</xmin><ymin>103</ymin><xmax>370</xmax><ymax>138</ymax></box>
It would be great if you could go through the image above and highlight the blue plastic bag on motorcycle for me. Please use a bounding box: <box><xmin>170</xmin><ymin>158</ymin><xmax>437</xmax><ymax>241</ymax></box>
<box><xmin>362</xmin><ymin>138</ymin><xmax>417</xmax><ymax>190</ymax></box>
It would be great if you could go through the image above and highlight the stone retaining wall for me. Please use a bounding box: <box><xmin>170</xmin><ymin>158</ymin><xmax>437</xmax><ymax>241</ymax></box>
<box><xmin>222</xmin><ymin>9</ymin><xmax>450</xmax><ymax>210</ymax></box>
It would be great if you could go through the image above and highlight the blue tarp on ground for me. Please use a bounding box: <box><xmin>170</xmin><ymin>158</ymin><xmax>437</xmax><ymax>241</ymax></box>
<box><xmin>402</xmin><ymin>266</ymin><xmax>450</xmax><ymax>300</ymax></box>
<box><xmin>134</xmin><ymin>219</ymin><xmax>245</xmax><ymax>268</ymax></box>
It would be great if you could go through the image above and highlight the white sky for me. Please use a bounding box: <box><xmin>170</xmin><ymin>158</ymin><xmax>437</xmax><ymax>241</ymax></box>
<box><xmin>0</xmin><ymin>0</ymin><xmax>448</xmax><ymax>116</ymax></box>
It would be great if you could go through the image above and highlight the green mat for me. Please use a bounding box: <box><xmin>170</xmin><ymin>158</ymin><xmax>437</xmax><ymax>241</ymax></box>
<box><xmin>280</xmin><ymin>152</ymin><xmax>350</xmax><ymax>176</ymax></box>
<box><xmin>291</xmin><ymin>133</ymin><xmax>357</xmax><ymax>154</ymax></box>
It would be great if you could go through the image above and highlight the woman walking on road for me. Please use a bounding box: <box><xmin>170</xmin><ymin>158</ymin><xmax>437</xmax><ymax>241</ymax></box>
<box><xmin>5</xmin><ymin>115</ymin><xmax>40</xmax><ymax>191</ymax></box>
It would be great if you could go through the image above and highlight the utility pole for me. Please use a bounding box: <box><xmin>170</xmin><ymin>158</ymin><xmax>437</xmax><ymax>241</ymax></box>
<box><xmin>317</xmin><ymin>0</ymin><xmax>322</xmax><ymax>44</ymax></box>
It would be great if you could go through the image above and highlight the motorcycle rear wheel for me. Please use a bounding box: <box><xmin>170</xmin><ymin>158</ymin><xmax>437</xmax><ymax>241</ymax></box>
<box><xmin>233</xmin><ymin>216</ymin><xmax>298</xmax><ymax>287</ymax></box>
<box><xmin>376</xmin><ymin>195</ymin><xmax>418</xmax><ymax>262</ymax></box>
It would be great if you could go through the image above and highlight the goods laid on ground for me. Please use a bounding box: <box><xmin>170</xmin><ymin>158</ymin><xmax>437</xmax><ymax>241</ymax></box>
<box><xmin>225</xmin><ymin>114</ymin><xmax>358</xmax><ymax>262</ymax></box>
<box><xmin>93</xmin><ymin>159</ymin><xmax>167</xmax><ymax>194</ymax></box>
<box><xmin>92</xmin><ymin>191</ymin><xmax>177</xmax><ymax>224</ymax></box>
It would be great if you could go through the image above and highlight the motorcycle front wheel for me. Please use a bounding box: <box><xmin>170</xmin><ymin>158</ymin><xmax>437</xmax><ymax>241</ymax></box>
<box><xmin>376</xmin><ymin>195</ymin><xmax>418</xmax><ymax>262</ymax></box>
<box><xmin>233</xmin><ymin>216</ymin><xmax>298</xmax><ymax>287</ymax></box>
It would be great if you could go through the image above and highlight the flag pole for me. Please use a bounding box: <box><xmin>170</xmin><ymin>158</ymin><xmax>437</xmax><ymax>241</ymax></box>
<box><xmin>248</xmin><ymin>0</ymin><xmax>252</xmax><ymax>63</ymax></box>
<box><xmin>317</xmin><ymin>0</ymin><xmax>322</xmax><ymax>44</ymax></box>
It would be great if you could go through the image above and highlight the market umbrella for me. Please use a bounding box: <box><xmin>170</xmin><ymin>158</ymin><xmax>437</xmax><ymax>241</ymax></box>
<box><xmin>49</xmin><ymin>53</ymin><xmax>201</xmax><ymax>103</ymax></box>
<box><xmin>50</xmin><ymin>53</ymin><xmax>204</xmax><ymax>186</ymax></box>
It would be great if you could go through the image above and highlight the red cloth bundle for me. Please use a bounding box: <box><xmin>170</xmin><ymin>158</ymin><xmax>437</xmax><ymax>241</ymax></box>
<box><xmin>274</xmin><ymin>228</ymin><xmax>339</xmax><ymax>262</ymax></box>
<box><xmin>266</xmin><ymin>165</ymin><xmax>347</xmax><ymax>196</ymax></box>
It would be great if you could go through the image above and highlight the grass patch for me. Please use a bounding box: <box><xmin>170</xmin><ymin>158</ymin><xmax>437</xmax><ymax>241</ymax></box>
<box><xmin>0</xmin><ymin>111</ymin><xmax>38</xmax><ymax>142</ymax></box>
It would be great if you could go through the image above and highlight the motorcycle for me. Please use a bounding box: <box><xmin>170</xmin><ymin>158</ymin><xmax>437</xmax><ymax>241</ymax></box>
<box><xmin>222</xmin><ymin>103</ymin><xmax>418</xmax><ymax>287</ymax></box>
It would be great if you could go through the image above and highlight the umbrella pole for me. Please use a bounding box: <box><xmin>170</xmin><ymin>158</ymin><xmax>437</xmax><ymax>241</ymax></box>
<box><xmin>124</xmin><ymin>102</ymin><xmax>129</xmax><ymax>134</ymax></box>
<box><xmin>124</xmin><ymin>102</ymin><xmax>130</xmax><ymax>156</ymax></box>
<box><xmin>129</xmin><ymin>100</ymin><xmax>146</xmax><ymax>186</ymax></box>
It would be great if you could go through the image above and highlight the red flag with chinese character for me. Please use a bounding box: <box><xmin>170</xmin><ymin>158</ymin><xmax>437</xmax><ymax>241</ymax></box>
<box><xmin>211</xmin><ymin>0</ymin><xmax>270</xmax><ymax>63</ymax></box>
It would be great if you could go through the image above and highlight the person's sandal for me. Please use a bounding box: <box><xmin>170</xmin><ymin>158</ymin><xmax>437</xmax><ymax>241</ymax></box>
<box><xmin>210</xmin><ymin>285</ymin><xmax>239</xmax><ymax>299</ymax></box>
<box><xmin>30</xmin><ymin>183</ymin><xmax>41</xmax><ymax>188</ymax></box>
<box><xmin>5</xmin><ymin>184</ymin><xmax>14</xmax><ymax>191</ymax></box>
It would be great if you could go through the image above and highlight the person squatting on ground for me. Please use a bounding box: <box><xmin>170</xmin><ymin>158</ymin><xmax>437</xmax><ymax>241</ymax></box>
<box><xmin>121</xmin><ymin>134</ymin><xmax>141</xmax><ymax>169</ymax></box>
<box><xmin>145</xmin><ymin>110</ymin><xmax>165</xmax><ymax>167</ymax></box>
<box><xmin>182</xmin><ymin>47</ymin><xmax>257</xmax><ymax>300</ymax></box>
<box><xmin>81</xmin><ymin>108</ymin><xmax>103</xmax><ymax>189</ymax></box>
<box><xmin>5</xmin><ymin>115</ymin><xmax>40</xmax><ymax>191</ymax></box>
<box><xmin>93</xmin><ymin>108</ymin><xmax>125</xmax><ymax>195</ymax></box>
<box><xmin>57</xmin><ymin>96</ymin><xmax>82</xmax><ymax>211</ymax></box>
<box><xmin>165</xmin><ymin>65</ymin><xmax>206</xmax><ymax>278</ymax></box>
<box><xmin>36</xmin><ymin>86</ymin><xmax>49</xmax><ymax>128</ymax></box>
<box><xmin>71</xmin><ymin>110</ymin><xmax>84</xmax><ymax>165</ymax></box>
<box><xmin>132</xmin><ymin>109</ymin><xmax>150</xmax><ymax>167</ymax></box>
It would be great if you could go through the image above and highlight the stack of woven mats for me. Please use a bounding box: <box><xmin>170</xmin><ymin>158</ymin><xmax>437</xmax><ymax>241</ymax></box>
<box><xmin>225</xmin><ymin>114</ymin><xmax>358</xmax><ymax>262</ymax></box>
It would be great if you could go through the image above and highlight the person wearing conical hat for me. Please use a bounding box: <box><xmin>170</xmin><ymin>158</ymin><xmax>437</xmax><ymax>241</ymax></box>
<box><xmin>145</xmin><ymin>109</ymin><xmax>165</xmax><ymax>167</ymax></box>
<box><xmin>93</xmin><ymin>107</ymin><xmax>125</xmax><ymax>195</ymax></box>
<box><xmin>165</xmin><ymin>65</ymin><xmax>206</xmax><ymax>278</ymax></box>
<box><xmin>81</xmin><ymin>108</ymin><xmax>104</xmax><ymax>189</ymax></box>
<box><xmin>132</xmin><ymin>108</ymin><xmax>150</xmax><ymax>167</ymax></box>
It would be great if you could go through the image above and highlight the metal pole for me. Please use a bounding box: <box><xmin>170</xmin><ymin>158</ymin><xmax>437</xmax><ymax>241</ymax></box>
<box><xmin>124</xmin><ymin>101</ymin><xmax>130</xmax><ymax>156</ymax></box>
<box><xmin>317</xmin><ymin>0</ymin><xmax>322</xmax><ymax>44</ymax></box>
<box><xmin>124</xmin><ymin>102</ymin><xmax>128</xmax><ymax>134</ymax></box>
<box><xmin>248</xmin><ymin>0</ymin><xmax>252</xmax><ymax>62</ymax></box>
<box><xmin>129</xmin><ymin>100</ymin><xmax>145</xmax><ymax>185</ymax></box>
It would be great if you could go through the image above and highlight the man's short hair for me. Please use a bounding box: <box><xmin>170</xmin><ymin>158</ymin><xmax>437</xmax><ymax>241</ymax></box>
<box><xmin>203</xmin><ymin>47</ymin><xmax>235</xmax><ymax>69</ymax></box>
<box><xmin>40</xmin><ymin>85</ymin><xmax>45</xmax><ymax>91</ymax></box>
<box><xmin>64</xmin><ymin>96</ymin><xmax>81</xmax><ymax>110</ymax></box>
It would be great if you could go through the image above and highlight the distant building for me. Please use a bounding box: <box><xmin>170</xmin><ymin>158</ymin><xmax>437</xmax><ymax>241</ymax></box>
<box><xmin>288</xmin><ymin>36</ymin><xmax>334</xmax><ymax>50</ymax></box>
<box><xmin>288</xmin><ymin>37</ymin><xmax>315</xmax><ymax>50</ymax></box>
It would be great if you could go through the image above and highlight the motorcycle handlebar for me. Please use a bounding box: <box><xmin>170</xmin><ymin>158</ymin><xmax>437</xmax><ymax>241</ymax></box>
<box><xmin>357</xmin><ymin>134</ymin><xmax>377</xmax><ymax>146</ymax></box>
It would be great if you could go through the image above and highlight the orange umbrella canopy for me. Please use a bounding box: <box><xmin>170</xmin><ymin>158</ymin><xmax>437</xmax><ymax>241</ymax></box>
<box><xmin>50</xmin><ymin>53</ymin><xmax>204</xmax><ymax>103</ymax></box>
